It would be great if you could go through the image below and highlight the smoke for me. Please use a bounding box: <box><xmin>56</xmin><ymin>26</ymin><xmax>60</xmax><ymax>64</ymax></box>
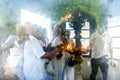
<box><xmin>0</xmin><ymin>0</ymin><xmax>53</xmax><ymax>11</ymax></box>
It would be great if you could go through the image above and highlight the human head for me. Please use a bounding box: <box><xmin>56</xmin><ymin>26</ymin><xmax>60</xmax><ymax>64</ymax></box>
<box><xmin>16</xmin><ymin>24</ymin><xmax>29</xmax><ymax>40</ymax></box>
<box><xmin>16</xmin><ymin>24</ymin><xmax>26</xmax><ymax>37</ymax></box>
<box><xmin>25</xmin><ymin>23</ymin><xmax>43</xmax><ymax>40</ymax></box>
<box><xmin>53</xmin><ymin>22</ymin><xmax>66</xmax><ymax>38</ymax></box>
<box><xmin>33</xmin><ymin>27</ymin><xmax>42</xmax><ymax>40</ymax></box>
<box><xmin>97</xmin><ymin>24</ymin><xmax>106</xmax><ymax>34</ymax></box>
<box><xmin>25</xmin><ymin>22</ymin><xmax>34</xmax><ymax>34</ymax></box>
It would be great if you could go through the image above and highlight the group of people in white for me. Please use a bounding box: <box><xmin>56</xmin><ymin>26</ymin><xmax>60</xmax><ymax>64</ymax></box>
<box><xmin>0</xmin><ymin>17</ymin><xmax>75</xmax><ymax>80</ymax></box>
<box><xmin>0</xmin><ymin>16</ymin><xmax>111</xmax><ymax>80</ymax></box>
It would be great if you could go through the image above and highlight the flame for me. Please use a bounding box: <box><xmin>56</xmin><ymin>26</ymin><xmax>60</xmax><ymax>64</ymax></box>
<box><xmin>62</xmin><ymin>42</ymin><xmax>90</xmax><ymax>54</ymax></box>
<box><xmin>64</xmin><ymin>14</ymin><xmax>72</xmax><ymax>19</ymax></box>
<box><xmin>63</xmin><ymin>14</ymin><xmax>72</xmax><ymax>21</ymax></box>
<box><xmin>80</xmin><ymin>46</ymin><xmax>90</xmax><ymax>54</ymax></box>
<box><xmin>63</xmin><ymin>42</ymin><xmax>74</xmax><ymax>52</ymax></box>
<box><xmin>66</xmin><ymin>43</ymin><xmax>73</xmax><ymax>51</ymax></box>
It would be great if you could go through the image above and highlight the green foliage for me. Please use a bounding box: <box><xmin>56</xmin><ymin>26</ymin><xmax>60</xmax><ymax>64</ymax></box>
<box><xmin>48</xmin><ymin>0</ymin><xmax>74</xmax><ymax>21</ymax></box>
<box><xmin>0</xmin><ymin>5</ymin><xmax>18</xmax><ymax>33</ymax></box>
<box><xmin>48</xmin><ymin>0</ymin><xmax>109</xmax><ymax>25</ymax></box>
<box><xmin>47</xmin><ymin>0</ymin><xmax>109</xmax><ymax>49</ymax></box>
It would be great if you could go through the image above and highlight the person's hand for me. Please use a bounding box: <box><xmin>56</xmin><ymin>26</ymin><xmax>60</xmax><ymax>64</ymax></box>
<box><xmin>55</xmin><ymin>44</ymin><xmax>64</xmax><ymax>52</ymax></box>
<box><xmin>56</xmin><ymin>52</ymin><xmax>63</xmax><ymax>60</ymax></box>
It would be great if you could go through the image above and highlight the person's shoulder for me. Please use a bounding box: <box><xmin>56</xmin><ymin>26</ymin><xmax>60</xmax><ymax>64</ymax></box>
<box><xmin>29</xmin><ymin>35</ymin><xmax>39</xmax><ymax>42</ymax></box>
<box><xmin>104</xmin><ymin>31</ymin><xmax>111</xmax><ymax>37</ymax></box>
<box><xmin>90</xmin><ymin>31</ymin><xmax>98</xmax><ymax>37</ymax></box>
<box><xmin>8</xmin><ymin>35</ymin><xmax>17</xmax><ymax>38</ymax></box>
<box><xmin>29</xmin><ymin>35</ymin><xmax>35</xmax><ymax>39</ymax></box>
<box><xmin>7</xmin><ymin>35</ymin><xmax>19</xmax><ymax>41</ymax></box>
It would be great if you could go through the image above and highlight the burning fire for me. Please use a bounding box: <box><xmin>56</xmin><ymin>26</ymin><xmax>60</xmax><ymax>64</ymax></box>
<box><xmin>64</xmin><ymin>14</ymin><xmax>72</xmax><ymax>19</ymax></box>
<box><xmin>62</xmin><ymin>42</ymin><xmax>74</xmax><ymax>52</ymax></box>
<box><xmin>63</xmin><ymin>14</ymin><xmax>72</xmax><ymax>21</ymax></box>
<box><xmin>80</xmin><ymin>46</ymin><xmax>90</xmax><ymax>54</ymax></box>
<box><xmin>62</xmin><ymin>42</ymin><xmax>90</xmax><ymax>54</ymax></box>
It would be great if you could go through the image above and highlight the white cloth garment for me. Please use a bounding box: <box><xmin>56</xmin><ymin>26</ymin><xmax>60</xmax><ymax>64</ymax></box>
<box><xmin>64</xmin><ymin>65</ymin><xmax>74</xmax><ymax>80</ymax></box>
<box><xmin>23</xmin><ymin>35</ymin><xmax>46</xmax><ymax>80</ymax></box>
<box><xmin>90</xmin><ymin>31</ymin><xmax>111</xmax><ymax>58</ymax></box>
<box><xmin>64</xmin><ymin>38</ymin><xmax>75</xmax><ymax>80</ymax></box>
<box><xmin>51</xmin><ymin>35</ymin><xmax>65</xmax><ymax>80</ymax></box>
<box><xmin>5</xmin><ymin>35</ymin><xmax>24</xmax><ymax>80</ymax></box>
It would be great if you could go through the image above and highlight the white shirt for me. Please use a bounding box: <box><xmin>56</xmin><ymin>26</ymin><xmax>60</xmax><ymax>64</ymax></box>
<box><xmin>23</xmin><ymin>35</ymin><xmax>46</xmax><ymax>80</ymax></box>
<box><xmin>90</xmin><ymin>31</ymin><xmax>111</xmax><ymax>58</ymax></box>
<box><xmin>51</xmin><ymin>35</ymin><xmax>65</xmax><ymax>80</ymax></box>
<box><xmin>51</xmin><ymin>35</ymin><xmax>63</xmax><ymax>47</ymax></box>
<box><xmin>5</xmin><ymin>35</ymin><xmax>24</xmax><ymax>67</ymax></box>
<box><xmin>5</xmin><ymin>35</ymin><xmax>24</xmax><ymax>80</ymax></box>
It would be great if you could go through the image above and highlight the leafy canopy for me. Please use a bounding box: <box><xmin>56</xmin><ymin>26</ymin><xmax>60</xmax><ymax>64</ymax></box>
<box><xmin>48</xmin><ymin>0</ymin><xmax>109</xmax><ymax>25</ymax></box>
<box><xmin>0</xmin><ymin>5</ymin><xmax>18</xmax><ymax>33</ymax></box>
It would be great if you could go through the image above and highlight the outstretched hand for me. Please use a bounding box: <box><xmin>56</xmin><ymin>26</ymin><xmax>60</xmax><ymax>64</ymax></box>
<box><xmin>56</xmin><ymin>44</ymin><xmax>64</xmax><ymax>52</ymax></box>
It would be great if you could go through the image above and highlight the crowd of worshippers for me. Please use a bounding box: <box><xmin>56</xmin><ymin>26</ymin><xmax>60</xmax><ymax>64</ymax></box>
<box><xmin>0</xmin><ymin>16</ymin><xmax>111</xmax><ymax>80</ymax></box>
<box><xmin>0</xmin><ymin>17</ymin><xmax>76</xmax><ymax>80</ymax></box>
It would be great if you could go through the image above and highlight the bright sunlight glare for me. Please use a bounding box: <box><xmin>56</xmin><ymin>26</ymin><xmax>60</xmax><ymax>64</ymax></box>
<box><xmin>20</xmin><ymin>9</ymin><xmax>52</xmax><ymax>41</ymax></box>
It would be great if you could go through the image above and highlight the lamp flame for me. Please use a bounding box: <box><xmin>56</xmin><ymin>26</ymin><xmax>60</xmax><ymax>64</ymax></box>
<box><xmin>62</xmin><ymin>42</ymin><xmax>74</xmax><ymax>52</ymax></box>
<box><xmin>63</xmin><ymin>14</ymin><xmax>72</xmax><ymax>21</ymax></box>
<box><xmin>62</xmin><ymin>42</ymin><xmax>90</xmax><ymax>54</ymax></box>
<box><xmin>80</xmin><ymin>46</ymin><xmax>90</xmax><ymax>54</ymax></box>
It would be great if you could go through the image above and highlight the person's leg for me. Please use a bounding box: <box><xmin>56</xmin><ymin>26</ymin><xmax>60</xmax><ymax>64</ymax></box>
<box><xmin>90</xmin><ymin>59</ymin><xmax>99</xmax><ymax>80</ymax></box>
<box><xmin>100</xmin><ymin>61</ymin><xmax>109</xmax><ymax>80</ymax></box>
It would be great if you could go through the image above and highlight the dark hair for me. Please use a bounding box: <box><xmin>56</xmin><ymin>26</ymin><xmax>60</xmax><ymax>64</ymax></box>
<box><xmin>59</xmin><ymin>22</ymin><xmax>66</xmax><ymax>29</ymax></box>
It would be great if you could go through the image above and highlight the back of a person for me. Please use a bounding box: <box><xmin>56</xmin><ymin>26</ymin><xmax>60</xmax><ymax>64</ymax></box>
<box><xmin>91</xmin><ymin>32</ymin><xmax>105</xmax><ymax>58</ymax></box>
<box><xmin>23</xmin><ymin>35</ymin><xmax>45</xmax><ymax>80</ymax></box>
<box><xmin>5</xmin><ymin>35</ymin><xmax>24</xmax><ymax>68</ymax></box>
<box><xmin>1</xmin><ymin>35</ymin><xmax>24</xmax><ymax>80</ymax></box>
<box><xmin>24</xmin><ymin>36</ymin><xmax>35</xmax><ymax>60</ymax></box>
<box><xmin>90</xmin><ymin>25</ymin><xmax>111</xmax><ymax>80</ymax></box>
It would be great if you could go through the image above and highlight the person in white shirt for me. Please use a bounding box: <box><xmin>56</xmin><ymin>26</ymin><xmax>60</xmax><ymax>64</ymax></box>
<box><xmin>1</xmin><ymin>24</ymin><xmax>27</xmax><ymax>80</ymax></box>
<box><xmin>24</xmin><ymin>24</ymin><xmax>62</xmax><ymax>80</ymax></box>
<box><xmin>51</xmin><ymin>21</ymin><xmax>68</xmax><ymax>80</ymax></box>
<box><xmin>90</xmin><ymin>24</ymin><xmax>112</xmax><ymax>80</ymax></box>
<box><xmin>50</xmin><ymin>14</ymin><xmax>73</xmax><ymax>80</ymax></box>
